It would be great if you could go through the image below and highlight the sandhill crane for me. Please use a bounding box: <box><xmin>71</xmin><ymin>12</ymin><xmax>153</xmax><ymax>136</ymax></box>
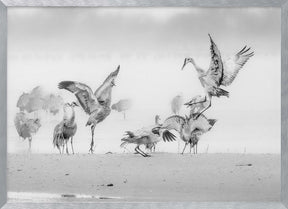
<box><xmin>171</xmin><ymin>94</ymin><xmax>184</xmax><ymax>115</ymax></box>
<box><xmin>111</xmin><ymin>99</ymin><xmax>132</xmax><ymax>119</ymax></box>
<box><xmin>155</xmin><ymin>114</ymin><xmax>216</xmax><ymax>154</ymax></box>
<box><xmin>185</xmin><ymin>95</ymin><xmax>211</xmax><ymax>154</ymax></box>
<box><xmin>58</xmin><ymin>65</ymin><xmax>120</xmax><ymax>153</ymax></box>
<box><xmin>14</xmin><ymin>112</ymin><xmax>41</xmax><ymax>151</ymax></box>
<box><xmin>182</xmin><ymin>34</ymin><xmax>254</xmax><ymax>119</ymax></box>
<box><xmin>120</xmin><ymin>122</ymin><xmax>176</xmax><ymax>157</ymax></box>
<box><xmin>53</xmin><ymin>102</ymin><xmax>78</xmax><ymax>154</ymax></box>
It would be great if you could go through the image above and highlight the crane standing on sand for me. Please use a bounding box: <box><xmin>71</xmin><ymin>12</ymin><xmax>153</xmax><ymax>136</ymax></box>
<box><xmin>185</xmin><ymin>95</ymin><xmax>211</xmax><ymax>154</ymax></box>
<box><xmin>14</xmin><ymin>112</ymin><xmax>41</xmax><ymax>152</ymax></box>
<box><xmin>58</xmin><ymin>66</ymin><xmax>120</xmax><ymax>153</ymax></box>
<box><xmin>154</xmin><ymin>114</ymin><xmax>216</xmax><ymax>154</ymax></box>
<box><xmin>181</xmin><ymin>34</ymin><xmax>254</xmax><ymax>119</ymax></box>
<box><xmin>53</xmin><ymin>102</ymin><xmax>78</xmax><ymax>155</ymax></box>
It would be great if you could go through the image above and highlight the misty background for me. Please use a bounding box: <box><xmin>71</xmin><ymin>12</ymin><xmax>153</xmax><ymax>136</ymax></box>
<box><xmin>7</xmin><ymin>8</ymin><xmax>280</xmax><ymax>154</ymax></box>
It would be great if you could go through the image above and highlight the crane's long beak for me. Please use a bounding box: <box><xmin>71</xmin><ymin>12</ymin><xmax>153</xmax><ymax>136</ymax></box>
<box><xmin>181</xmin><ymin>58</ymin><xmax>187</xmax><ymax>70</ymax></box>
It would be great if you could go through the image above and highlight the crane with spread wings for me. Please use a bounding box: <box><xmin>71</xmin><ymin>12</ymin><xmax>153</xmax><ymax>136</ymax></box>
<box><xmin>154</xmin><ymin>114</ymin><xmax>216</xmax><ymax>154</ymax></box>
<box><xmin>58</xmin><ymin>65</ymin><xmax>120</xmax><ymax>153</ymax></box>
<box><xmin>181</xmin><ymin>34</ymin><xmax>254</xmax><ymax>118</ymax></box>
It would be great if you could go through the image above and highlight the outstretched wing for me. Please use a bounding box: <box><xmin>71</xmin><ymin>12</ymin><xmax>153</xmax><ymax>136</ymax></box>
<box><xmin>162</xmin><ymin>130</ymin><xmax>177</xmax><ymax>142</ymax></box>
<box><xmin>58</xmin><ymin>81</ymin><xmax>99</xmax><ymax>114</ymax></box>
<box><xmin>94</xmin><ymin>65</ymin><xmax>120</xmax><ymax>105</ymax></box>
<box><xmin>188</xmin><ymin>114</ymin><xmax>216</xmax><ymax>135</ymax></box>
<box><xmin>205</xmin><ymin>34</ymin><xmax>224</xmax><ymax>87</ymax></box>
<box><xmin>162</xmin><ymin>115</ymin><xmax>185</xmax><ymax>134</ymax></box>
<box><xmin>222</xmin><ymin>46</ymin><xmax>254</xmax><ymax>86</ymax></box>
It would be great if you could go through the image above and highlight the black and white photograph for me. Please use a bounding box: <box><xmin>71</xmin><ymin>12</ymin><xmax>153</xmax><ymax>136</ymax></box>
<box><xmin>7</xmin><ymin>7</ymin><xmax>280</xmax><ymax>202</ymax></box>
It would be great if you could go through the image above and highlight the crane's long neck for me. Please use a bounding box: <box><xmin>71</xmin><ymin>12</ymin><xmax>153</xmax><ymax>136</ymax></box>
<box><xmin>63</xmin><ymin>106</ymin><xmax>75</xmax><ymax>125</ymax></box>
<box><xmin>70</xmin><ymin>108</ymin><xmax>76</xmax><ymax>124</ymax></box>
<box><xmin>191</xmin><ymin>59</ymin><xmax>205</xmax><ymax>76</ymax></box>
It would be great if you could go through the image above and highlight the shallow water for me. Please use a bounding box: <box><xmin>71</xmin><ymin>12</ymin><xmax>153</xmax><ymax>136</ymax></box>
<box><xmin>8</xmin><ymin>192</ymin><xmax>122</xmax><ymax>203</ymax></box>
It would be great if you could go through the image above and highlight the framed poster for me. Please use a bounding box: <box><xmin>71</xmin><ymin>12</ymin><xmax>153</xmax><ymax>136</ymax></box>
<box><xmin>0</xmin><ymin>1</ymin><xmax>287</xmax><ymax>209</ymax></box>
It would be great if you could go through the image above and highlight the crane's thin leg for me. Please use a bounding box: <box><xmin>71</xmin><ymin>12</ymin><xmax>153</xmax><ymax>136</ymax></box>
<box><xmin>181</xmin><ymin>142</ymin><xmax>188</xmax><ymax>155</ymax></box>
<box><xmin>139</xmin><ymin>146</ymin><xmax>151</xmax><ymax>157</ymax></box>
<box><xmin>135</xmin><ymin>146</ymin><xmax>150</xmax><ymax>157</ymax></box>
<box><xmin>153</xmin><ymin>143</ymin><xmax>156</xmax><ymax>152</ymax></box>
<box><xmin>194</xmin><ymin>97</ymin><xmax>211</xmax><ymax>119</ymax></box>
<box><xmin>71</xmin><ymin>137</ymin><xmax>74</xmax><ymax>155</ymax></box>
<box><xmin>191</xmin><ymin>143</ymin><xmax>194</xmax><ymax>154</ymax></box>
<box><xmin>189</xmin><ymin>143</ymin><xmax>192</xmax><ymax>154</ymax></box>
<box><xmin>28</xmin><ymin>137</ymin><xmax>32</xmax><ymax>152</ymax></box>
<box><xmin>185</xmin><ymin>96</ymin><xmax>206</xmax><ymax>106</ymax></box>
<box><xmin>89</xmin><ymin>125</ymin><xmax>95</xmax><ymax>154</ymax></box>
<box><xmin>196</xmin><ymin>143</ymin><xmax>198</xmax><ymax>154</ymax></box>
<box><xmin>135</xmin><ymin>146</ymin><xmax>145</xmax><ymax>157</ymax></box>
<box><xmin>66</xmin><ymin>140</ymin><xmax>69</xmax><ymax>155</ymax></box>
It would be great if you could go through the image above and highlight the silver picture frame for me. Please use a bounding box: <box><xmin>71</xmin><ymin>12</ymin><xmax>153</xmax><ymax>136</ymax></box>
<box><xmin>0</xmin><ymin>0</ymin><xmax>287</xmax><ymax>208</ymax></box>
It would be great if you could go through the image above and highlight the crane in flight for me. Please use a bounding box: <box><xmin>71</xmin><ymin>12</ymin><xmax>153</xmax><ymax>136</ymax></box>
<box><xmin>58</xmin><ymin>65</ymin><xmax>120</xmax><ymax>153</ymax></box>
<box><xmin>182</xmin><ymin>34</ymin><xmax>254</xmax><ymax>119</ymax></box>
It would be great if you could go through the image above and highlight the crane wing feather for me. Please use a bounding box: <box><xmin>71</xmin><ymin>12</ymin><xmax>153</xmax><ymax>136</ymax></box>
<box><xmin>188</xmin><ymin>115</ymin><xmax>216</xmax><ymax>134</ymax></box>
<box><xmin>222</xmin><ymin>46</ymin><xmax>254</xmax><ymax>86</ymax></box>
<box><xmin>162</xmin><ymin>115</ymin><xmax>185</xmax><ymax>134</ymax></box>
<box><xmin>162</xmin><ymin>130</ymin><xmax>176</xmax><ymax>142</ymax></box>
<box><xmin>58</xmin><ymin>81</ymin><xmax>99</xmax><ymax>114</ymax></box>
<box><xmin>205</xmin><ymin>34</ymin><xmax>224</xmax><ymax>87</ymax></box>
<box><xmin>94</xmin><ymin>66</ymin><xmax>120</xmax><ymax>105</ymax></box>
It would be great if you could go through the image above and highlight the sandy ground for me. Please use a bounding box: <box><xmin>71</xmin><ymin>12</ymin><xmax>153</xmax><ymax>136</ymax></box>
<box><xmin>7</xmin><ymin>153</ymin><xmax>280</xmax><ymax>202</ymax></box>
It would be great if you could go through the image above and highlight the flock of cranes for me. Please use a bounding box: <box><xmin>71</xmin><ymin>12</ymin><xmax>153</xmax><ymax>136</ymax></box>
<box><xmin>120</xmin><ymin>34</ymin><xmax>253</xmax><ymax>157</ymax></box>
<box><xmin>14</xmin><ymin>34</ymin><xmax>253</xmax><ymax>157</ymax></box>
